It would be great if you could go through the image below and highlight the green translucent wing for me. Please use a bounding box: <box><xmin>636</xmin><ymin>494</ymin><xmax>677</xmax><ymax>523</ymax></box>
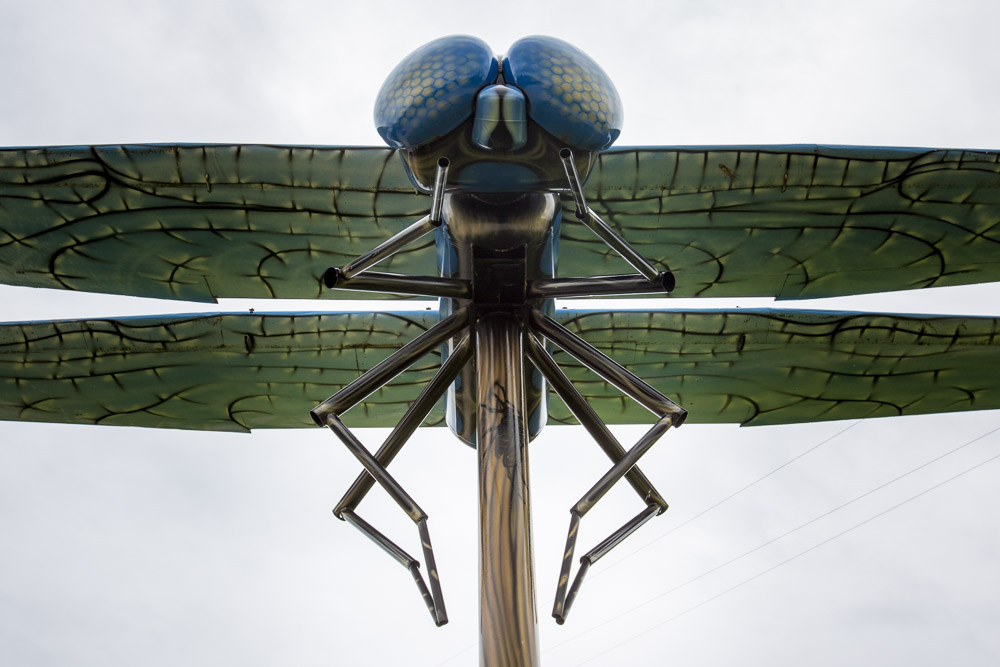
<box><xmin>551</xmin><ymin>309</ymin><xmax>1000</xmax><ymax>426</ymax></box>
<box><xmin>0</xmin><ymin>145</ymin><xmax>433</xmax><ymax>302</ymax></box>
<box><xmin>568</xmin><ymin>146</ymin><xmax>1000</xmax><ymax>298</ymax></box>
<box><xmin>0</xmin><ymin>311</ymin><xmax>442</xmax><ymax>431</ymax></box>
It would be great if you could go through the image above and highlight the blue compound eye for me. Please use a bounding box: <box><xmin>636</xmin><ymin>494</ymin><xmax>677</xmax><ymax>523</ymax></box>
<box><xmin>505</xmin><ymin>36</ymin><xmax>623</xmax><ymax>151</ymax></box>
<box><xmin>374</xmin><ymin>36</ymin><xmax>498</xmax><ymax>149</ymax></box>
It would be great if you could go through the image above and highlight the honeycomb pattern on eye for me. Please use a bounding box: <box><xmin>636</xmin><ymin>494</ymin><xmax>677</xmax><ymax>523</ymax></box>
<box><xmin>374</xmin><ymin>35</ymin><xmax>498</xmax><ymax>149</ymax></box>
<box><xmin>506</xmin><ymin>36</ymin><xmax>622</xmax><ymax>151</ymax></box>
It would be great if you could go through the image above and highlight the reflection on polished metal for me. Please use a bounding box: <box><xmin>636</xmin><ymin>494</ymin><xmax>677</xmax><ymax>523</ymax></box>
<box><xmin>310</xmin><ymin>307</ymin><xmax>469</xmax><ymax>424</ymax></box>
<box><xmin>559</xmin><ymin>148</ymin><xmax>661</xmax><ymax>281</ymax></box>
<box><xmin>340</xmin><ymin>508</ymin><xmax>445</xmax><ymax>625</ymax></box>
<box><xmin>524</xmin><ymin>332</ymin><xmax>674</xmax><ymax>624</ymax></box>
<box><xmin>529</xmin><ymin>308</ymin><xmax>687</xmax><ymax>422</ymax></box>
<box><xmin>324</xmin><ymin>268</ymin><xmax>472</xmax><ymax>299</ymax></box>
<box><xmin>523</xmin><ymin>334</ymin><xmax>666</xmax><ymax>507</ymax></box>
<box><xmin>553</xmin><ymin>416</ymin><xmax>672</xmax><ymax>623</ymax></box>
<box><xmin>334</xmin><ymin>336</ymin><xmax>473</xmax><ymax>515</ymax></box>
<box><xmin>476</xmin><ymin>314</ymin><xmax>539</xmax><ymax>667</ymax></box>
<box><xmin>430</xmin><ymin>157</ymin><xmax>450</xmax><ymax>223</ymax></box>
<box><xmin>326</xmin><ymin>414</ymin><xmax>448</xmax><ymax>626</ymax></box>
<box><xmin>526</xmin><ymin>272</ymin><xmax>675</xmax><ymax>299</ymax></box>
<box><xmin>339</xmin><ymin>214</ymin><xmax>436</xmax><ymax>280</ymax></box>
<box><xmin>339</xmin><ymin>158</ymin><xmax>450</xmax><ymax>279</ymax></box>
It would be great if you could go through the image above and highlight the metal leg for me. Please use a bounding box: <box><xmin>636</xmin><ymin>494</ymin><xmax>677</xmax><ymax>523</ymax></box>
<box><xmin>310</xmin><ymin>306</ymin><xmax>470</xmax><ymax>424</ymax></box>
<box><xmin>324</xmin><ymin>269</ymin><xmax>472</xmax><ymax>299</ymax></box>
<box><xmin>529</xmin><ymin>308</ymin><xmax>687</xmax><ymax>423</ymax></box>
<box><xmin>559</xmin><ymin>148</ymin><xmax>662</xmax><ymax>281</ymax></box>
<box><xmin>526</xmin><ymin>272</ymin><xmax>674</xmax><ymax>299</ymax></box>
<box><xmin>524</xmin><ymin>327</ymin><xmax>682</xmax><ymax>624</ymax></box>
<box><xmin>476</xmin><ymin>313</ymin><xmax>539</xmax><ymax>667</ymax></box>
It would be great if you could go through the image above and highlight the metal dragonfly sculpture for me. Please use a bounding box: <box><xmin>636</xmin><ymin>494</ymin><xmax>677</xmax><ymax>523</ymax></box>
<box><xmin>2</xmin><ymin>35</ymin><xmax>1000</xmax><ymax>666</ymax></box>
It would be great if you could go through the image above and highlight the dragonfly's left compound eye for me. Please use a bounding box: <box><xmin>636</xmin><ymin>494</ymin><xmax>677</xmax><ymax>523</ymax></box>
<box><xmin>374</xmin><ymin>35</ymin><xmax>498</xmax><ymax>149</ymax></box>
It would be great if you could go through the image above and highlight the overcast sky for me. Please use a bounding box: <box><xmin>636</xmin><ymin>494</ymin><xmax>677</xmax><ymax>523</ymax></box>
<box><xmin>1</xmin><ymin>1</ymin><xmax>999</xmax><ymax>665</ymax></box>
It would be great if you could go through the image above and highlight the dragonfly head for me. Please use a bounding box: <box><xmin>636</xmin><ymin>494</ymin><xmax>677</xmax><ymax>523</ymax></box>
<box><xmin>374</xmin><ymin>35</ymin><xmax>622</xmax><ymax>193</ymax></box>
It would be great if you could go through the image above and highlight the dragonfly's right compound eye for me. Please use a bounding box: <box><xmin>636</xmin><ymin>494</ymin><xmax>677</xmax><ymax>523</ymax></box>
<box><xmin>374</xmin><ymin>35</ymin><xmax>498</xmax><ymax>150</ymax></box>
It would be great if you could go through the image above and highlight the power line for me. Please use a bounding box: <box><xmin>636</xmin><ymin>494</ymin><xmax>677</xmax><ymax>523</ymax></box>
<box><xmin>569</xmin><ymin>441</ymin><xmax>1000</xmax><ymax>665</ymax></box>
<box><xmin>547</xmin><ymin>422</ymin><xmax>1000</xmax><ymax>656</ymax></box>
<box><xmin>587</xmin><ymin>419</ymin><xmax>861</xmax><ymax>578</ymax></box>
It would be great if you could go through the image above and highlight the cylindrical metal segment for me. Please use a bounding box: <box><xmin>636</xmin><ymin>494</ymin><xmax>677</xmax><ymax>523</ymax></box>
<box><xmin>524</xmin><ymin>332</ymin><xmax>667</xmax><ymax>508</ymax></box>
<box><xmin>325</xmin><ymin>415</ymin><xmax>426</xmax><ymax>523</ymax></box>
<box><xmin>583</xmin><ymin>504</ymin><xmax>660</xmax><ymax>565</ymax></box>
<box><xmin>476</xmin><ymin>314</ymin><xmax>539</xmax><ymax>667</ymax></box>
<box><xmin>529</xmin><ymin>309</ymin><xmax>686</xmax><ymax>423</ymax></box>
<box><xmin>430</xmin><ymin>157</ymin><xmax>450</xmax><ymax>223</ymax></box>
<box><xmin>552</xmin><ymin>512</ymin><xmax>581</xmax><ymax>623</ymax></box>
<box><xmin>418</xmin><ymin>518</ymin><xmax>448</xmax><ymax>627</ymax></box>
<box><xmin>559</xmin><ymin>147</ymin><xmax>589</xmax><ymax>216</ymax></box>
<box><xmin>311</xmin><ymin>307</ymin><xmax>469</xmax><ymax>424</ymax></box>
<box><xmin>574</xmin><ymin>415</ymin><xmax>673</xmax><ymax>517</ymax></box>
<box><xmin>559</xmin><ymin>148</ymin><xmax>660</xmax><ymax>280</ymax></box>
<box><xmin>340</xmin><ymin>214</ymin><xmax>437</xmax><ymax>279</ymax></box>
<box><xmin>527</xmin><ymin>272</ymin><xmax>674</xmax><ymax>299</ymax></box>
<box><xmin>341</xmin><ymin>508</ymin><xmax>415</xmax><ymax>569</ymax></box>
<box><xmin>325</xmin><ymin>269</ymin><xmax>472</xmax><ymax>299</ymax></box>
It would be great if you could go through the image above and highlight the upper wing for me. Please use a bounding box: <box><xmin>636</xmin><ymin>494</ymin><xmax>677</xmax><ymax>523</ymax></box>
<box><xmin>4</xmin><ymin>144</ymin><xmax>999</xmax><ymax>302</ymax></box>
<box><xmin>0</xmin><ymin>311</ymin><xmax>443</xmax><ymax>431</ymax></box>
<box><xmin>552</xmin><ymin>308</ymin><xmax>1000</xmax><ymax>426</ymax></box>
<box><xmin>0</xmin><ymin>145</ymin><xmax>434</xmax><ymax>302</ymax></box>
<box><xmin>568</xmin><ymin>146</ymin><xmax>1000</xmax><ymax>298</ymax></box>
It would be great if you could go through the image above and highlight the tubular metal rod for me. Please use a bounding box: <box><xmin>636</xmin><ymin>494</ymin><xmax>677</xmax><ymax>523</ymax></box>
<box><xmin>529</xmin><ymin>309</ymin><xmax>686</xmax><ymax>423</ymax></box>
<box><xmin>340</xmin><ymin>214</ymin><xmax>437</xmax><ymax>279</ymax></box>
<box><xmin>418</xmin><ymin>518</ymin><xmax>448</xmax><ymax>627</ymax></box>
<box><xmin>325</xmin><ymin>415</ymin><xmax>426</xmax><ymax>523</ymax></box>
<box><xmin>558</xmin><ymin>504</ymin><xmax>660</xmax><ymax>621</ymax></box>
<box><xmin>552</xmin><ymin>512</ymin><xmax>581</xmax><ymax>623</ymax></box>
<box><xmin>324</xmin><ymin>269</ymin><xmax>472</xmax><ymax>299</ymax></box>
<box><xmin>311</xmin><ymin>307</ymin><xmax>470</xmax><ymax>424</ymax></box>
<box><xmin>559</xmin><ymin>148</ymin><xmax>661</xmax><ymax>281</ymax></box>
<box><xmin>527</xmin><ymin>272</ymin><xmax>674</xmax><ymax>299</ymax></box>
<box><xmin>583</xmin><ymin>504</ymin><xmax>660</xmax><ymax>565</ymax></box>
<box><xmin>557</xmin><ymin>560</ymin><xmax>590</xmax><ymax>624</ymax></box>
<box><xmin>524</xmin><ymin>332</ymin><xmax>668</xmax><ymax>508</ymax></box>
<box><xmin>341</xmin><ymin>508</ymin><xmax>415</xmax><ymax>568</ymax></box>
<box><xmin>476</xmin><ymin>314</ymin><xmax>539</xmax><ymax>667</ymax></box>
<box><xmin>558</xmin><ymin>147</ymin><xmax>589</xmax><ymax>216</ymax></box>
<box><xmin>429</xmin><ymin>157</ymin><xmax>449</xmax><ymax>223</ymax></box>
<box><xmin>334</xmin><ymin>336</ymin><xmax>474</xmax><ymax>516</ymax></box>
<box><xmin>341</xmin><ymin>509</ymin><xmax>440</xmax><ymax>624</ymax></box>
<box><xmin>574</xmin><ymin>415</ymin><xmax>673</xmax><ymax>517</ymax></box>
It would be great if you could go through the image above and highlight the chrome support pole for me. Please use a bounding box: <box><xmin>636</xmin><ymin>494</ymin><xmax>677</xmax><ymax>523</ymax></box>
<box><xmin>559</xmin><ymin>148</ymin><xmax>661</xmax><ymax>281</ymax></box>
<box><xmin>476</xmin><ymin>313</ymin><xmax>539</xmax><ymax>667</ymax></box>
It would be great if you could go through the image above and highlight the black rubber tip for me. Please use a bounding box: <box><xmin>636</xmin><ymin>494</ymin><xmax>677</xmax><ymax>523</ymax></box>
<box><xmin>323</xmin><ymin>267</ymin><xmax>342</xmax><ymax>289</ymax></box>
<box><xmin>659</xmin><ymin>271</ymin><xmax>676</xmax><ymax>294</ymax></box>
